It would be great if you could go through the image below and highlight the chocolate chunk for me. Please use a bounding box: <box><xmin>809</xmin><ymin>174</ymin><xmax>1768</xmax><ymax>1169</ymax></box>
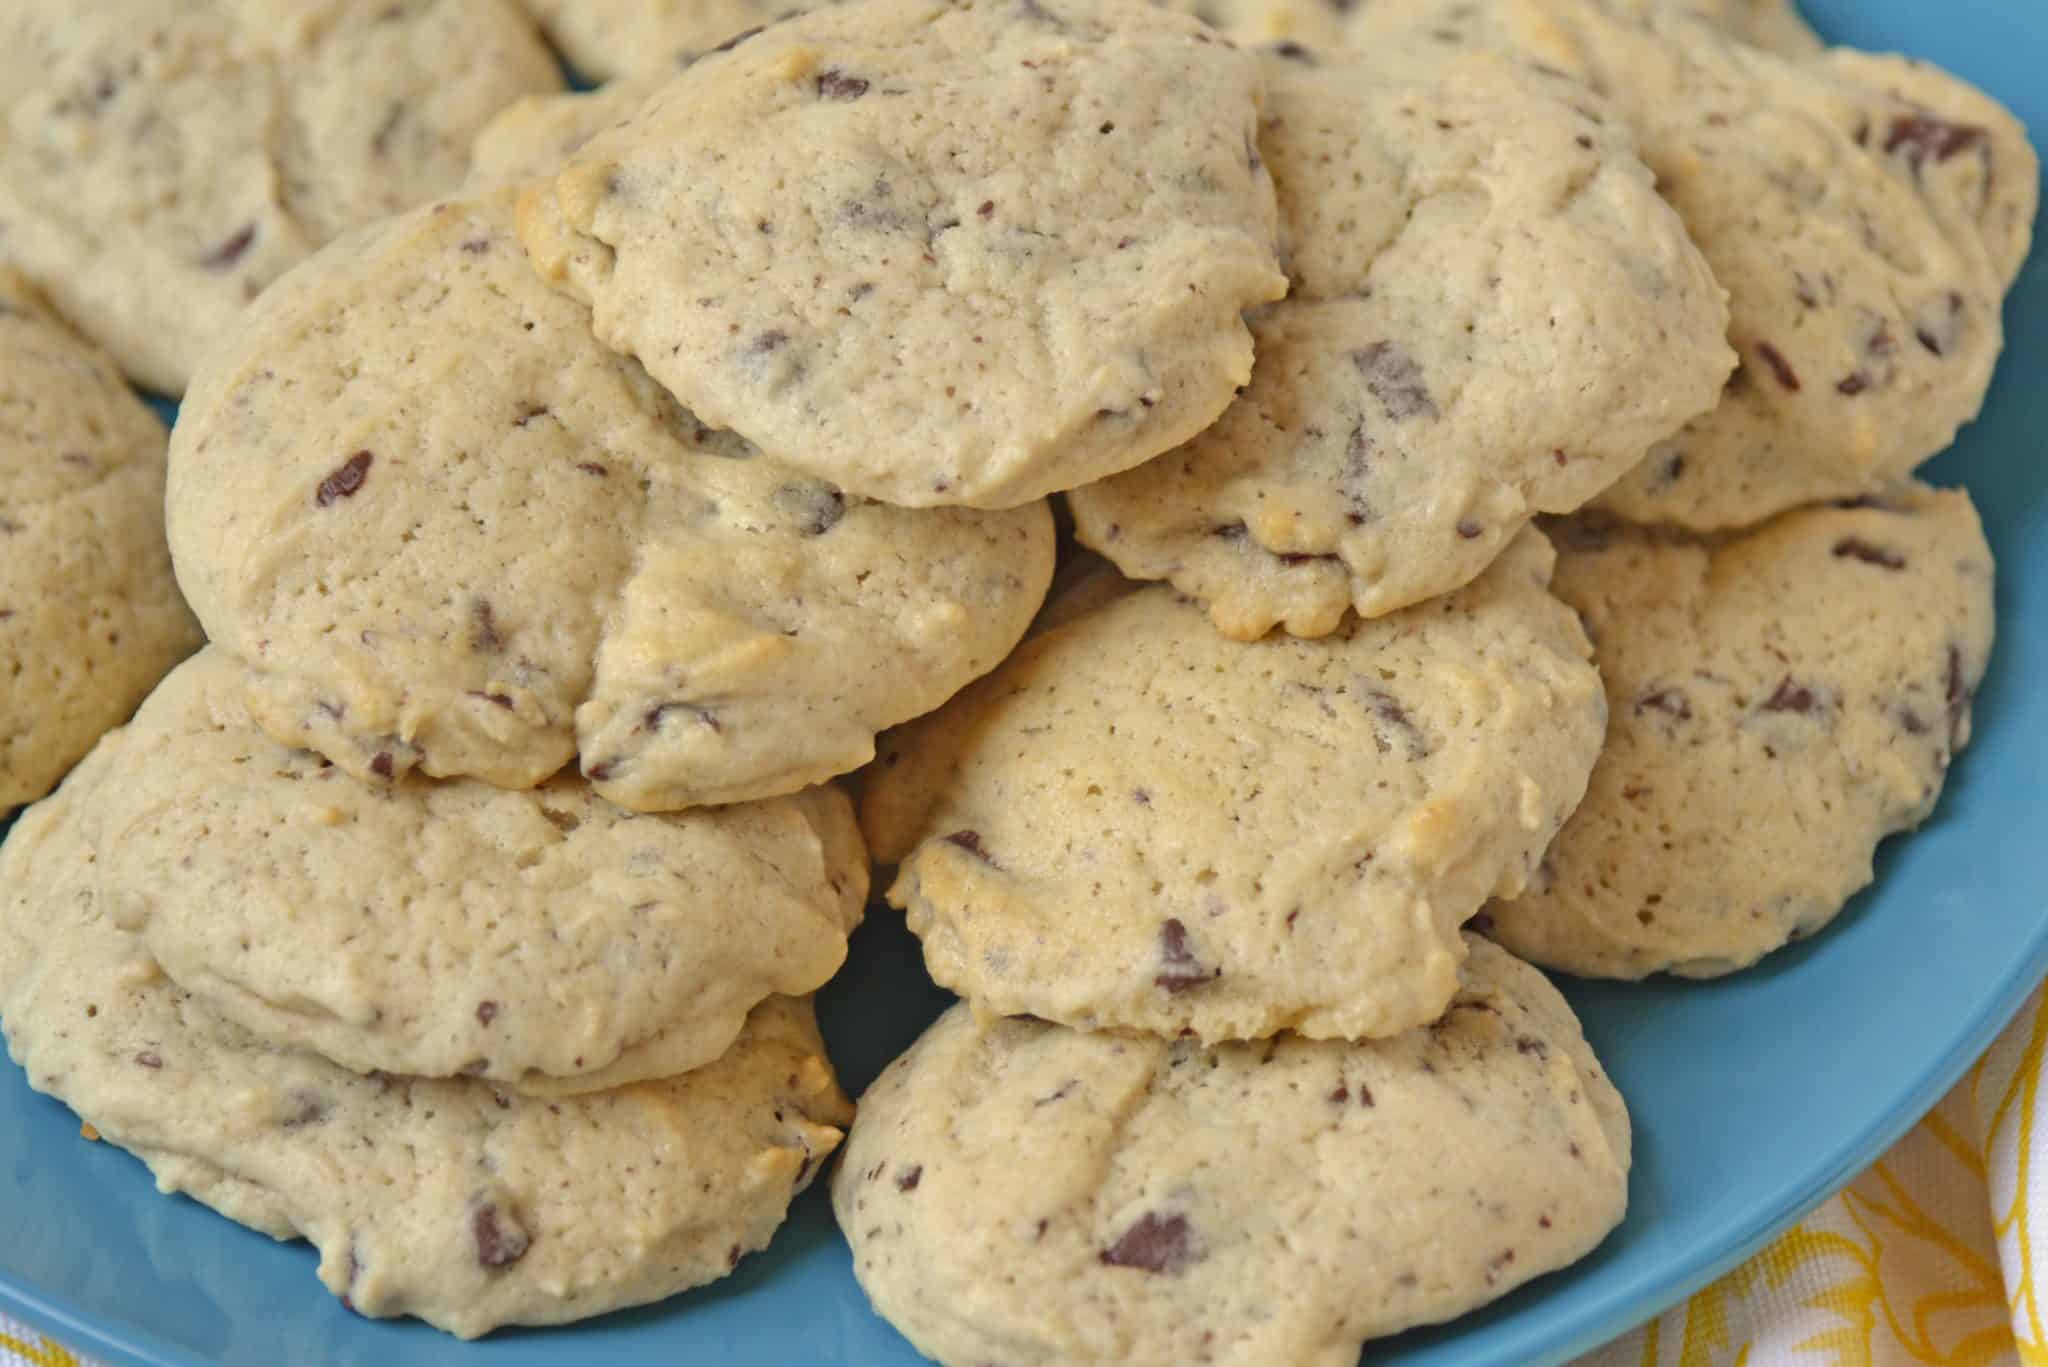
<box><xmin>895</xmin><ymin>1165</ymin><xmax>922</xmax><ymax>1192</ymax></box>
<box><xmin>645</xmin><ymin>701</ymin><xmax>723</xmax><ymax>735</ymax></box>
<box><xmin>1634</xmin><ymin>688</ymin><xmax>1692</xmax><ymax>722</ymax></box>
<box><xmin>576</xmin><ymin>462</ymin><xmax>609</xmax><ymax>477</ymax></box>
<box><xmin>467</xmin><ymin>690</ymin><xmax>513</xmax><ymax>709</ymax></box>
<box><xmin>513</xmin><ymin>402</ymin><xmax>548</xmax><ymax>427</ymax></box>
<box><xmin>1899</xmin><ymin>705</ymin><xmax>1929</xmax><ymax>735</ymax></box>
<box><xmin>1154</xmin><ymin>918</ymin><xmax>1220</xmax><ymax>993</ymax></box>
<box><xmin>1831</xmin><ymin>537</ymin><xmax>1906</xmax><ymax>570</ymax></box>
<box><xmin>315</xmin><ymin>451</ymin><xmax>373</xmax><ymax>507</ymax></box>
<box><xmin>1514</xmin><ymin>1036</ymin><xmax>1549</xmax><ymax>1059</ymax></box>
<box><xmin>282</xmin><ymin>1093</ymin><xmax>328</xmax><ymax>1128</ymax></box>
<box><xmin>459</xmin><ymin>237</ymin><xmax>491</xmax><ymax>255</ymax></box>
<box><xmin>1272</xmin><ymin>40</ymin><xmax>1315</xmax><ymax>63</ymax></box>
<box><xmin>1364</xmin><ymin>689</ymin><xmax>1429</xmax><ymax>759</ymax></box>
<box><xmin>1455</xmin><ymin>520</ymin><xmax>1482</xmax><ymax>540</ymax></box>
<box><xmin>199</xmin><ymin>224</ymin><xmax>257</xmax><ymax>271</ymax></box>
<box><xmin>1352</xmin><ymin>341</ymin><xmax>1439</xmax><ymax>420</ymax></box>
<box><xmin>1760</xmin><ymin>677</ymin><xmax>1818</xmax><ymax>714</ymax></box>
<box><xmin>1754</xmin><ymin>341</ymin><xmax>1801</xmax><ymax>391</ymax></box>
<box><xmin>751</xmin><ymin>329</ymin><xmax>790</xmax><ymax>353</ymax></box>
<box><xmin>369</xmin><ymin>751</ymin><xmax>395</xmax><ymax>780</ymax></box>
<box><xmin>816</xmin><ymin>69</ymin><xmax>870</xmax><ymax>101</ymax></box>
<box><xmin>1913</xmin><ymin>291</ymin><xmax>1967</xmax><ymax>358</ymax></box>
<box><xmin>942</xmin><ymin>829</ymin><xmax>996</xmax><ymax>865</ymax></box>
<box><xmin>471</xmin><ymin>599</ymin><xmax>503</xmax><ymax>654</ymax></box>
<box><xmin>476</xmin><ymin>1001</ymin><xmax>498</xmax><ymax>1026</ymax></box>
<box><xmin>1100</xmin><ymin>1212</ymin><xmax>1197</xmax><ymax>1274</ymax></box>
<box><xmin>1884</xmin><ymin>114</ymin><xmax>1986</xmax><ymax>175</ymax></box>
<box><xmin>773</xmin><ymin>483</ymin><xmax>847</xmax><ymax>535</ymax></box>
<box><xmin>471</xmin><ymin>1201</ymin><xmax>531</xmax><ymax>1269</ymax></box>
<box><xmin>1945</xmin><ymin>643</ymin><xmax>1970</xmax><ymax>744</ymax></box>
<box><xmin>134</xmin><ymin>1050</ymin><xmax>163</xmax><ymax>1069</ymax></box>
<box><xmin>1836</xmin><ymin>372</ymin><xmax>1871</xmax><ymax>396</ymax></box>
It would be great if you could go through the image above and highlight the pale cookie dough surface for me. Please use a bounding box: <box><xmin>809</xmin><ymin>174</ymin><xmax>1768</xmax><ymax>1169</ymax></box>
<box><xmin>862</xmin><ymin>529</ymin><xmax>1607</xmax><ymax>1042</ymax></box>
<box><xmin>1487</xmin><ymin>486</ymin><xmax>1994</xmax><ymax>979</ymax></box>
<box><xmin>834</xmin><ymin>938</ymin><xmax>1630</xmax><ymax>1367</ymax></box>
<box><xmin>1068</xmin><ymin>46</ymin><xmax>1733</xmax><ymax>639</ymax></box>
<box><xmin>1211</xmin><ymin>0</ymin><xmax>1820</xmax><ymax>55</ymax></box>
<box><xmin>0</xmin><ymin>0</ymin><xmax>562</xmax><ymax>394</ymax></box>
<box><xmin>521</xmin><ymin>0</ymin><xmax>1288</xmax><ymax>509</ymax></box>
<box><xmin>86</xmin><ymin>649</ymin><xmax>865</xmax><ymax>1093</ymax></box>
<box><xmin>0</xmin><ymin>271</ymin><xmax>200</xmax><ymax>811</ymax></box>
<box><xmin>0</xmin><ymin>753</ymin><xmax>853</xmax><ymax>1338</ymax></box>
<box><xmin>470</xmin><ymin>78</ymin><xmax>665</xmax><ymax>187</ymax></box>
<box><xmin>1346</xmin><ymin>0</ymin><xmax>2038</xmax><ymax>528</ymax></box>
<box><xmin>169</xmin><ymin>188</ymin><xmax>1054</xmax><ymax>810</ymax></box>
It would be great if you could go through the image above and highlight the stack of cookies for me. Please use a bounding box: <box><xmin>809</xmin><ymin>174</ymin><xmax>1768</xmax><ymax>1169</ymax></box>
<box><xmin>0</xmin><ymin>0</ymin><xmax>2035</xmax><ymax>1357</ymax></box>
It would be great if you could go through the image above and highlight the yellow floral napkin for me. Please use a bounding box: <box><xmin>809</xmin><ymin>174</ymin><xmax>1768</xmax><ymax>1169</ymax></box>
<box><xmin>7</xmin><ymin>990</ymin><xmax>2047</xmax><ymax>1367</ymax></box>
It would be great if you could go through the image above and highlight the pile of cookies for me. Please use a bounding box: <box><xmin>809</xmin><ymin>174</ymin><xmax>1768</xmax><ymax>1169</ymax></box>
<box><xmin>0</xmin><ymin>0</ymin><xmax>2035</xmax><ymax>1357</ymax></box>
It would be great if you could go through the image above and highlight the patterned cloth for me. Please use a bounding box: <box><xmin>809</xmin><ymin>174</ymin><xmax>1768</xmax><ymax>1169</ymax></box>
<box><xmin>7</xmin><ymin>991</ymin><xmax>2048</xmax><ymax>1366</ymax></box>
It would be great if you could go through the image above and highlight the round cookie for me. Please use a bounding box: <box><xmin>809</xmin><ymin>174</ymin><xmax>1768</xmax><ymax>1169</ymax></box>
<box><xmin>518</xmin><ymin>0</ymin><xmax>1289</xmax><ymax>509</ymax></box>
<box><xmin>0</xmin><ymin>0</ymin><xmax>562</xmax><ymax>393</ymax></box>
<box><xmin>1068</xmin><ymin>45</ymin><xmax>1733</xmax><ymax>639</ymax></box>
<box><xmin>85</xmin><ymin>648</ymin><xmax>866</xmax><ymax>1093</ymax></box>
<box><xmin>0</xmin><ymin>270</ymin><xmax>200</xmax><ymax>811</ymax></box>
<box><xmin>470</xmin><ymin>77</ymin><xmax>666</xmax><ymax>188</ymax></box>
<box><xmin>861</xmin><ymin>527</ymin><xmax>1607</xmax><ymax>1043</ymax></box>
<box><xmin>0</xmin><ymin>750</ymin><xmax>853</xmax><ymax>1338</ymax></box>
<box><xmin>833</xmin><ymin>937</ymin><xmax>1630</xmax><ymax>1367</ymax></box>
<box><xmin>1344</xmin><ymin>0</ymin><xmax>2038</xmax><ymax>528</ymax></box>
<box><xmin>1487</xmin><ymin>486</ymin><xmax>1994</xmax><ymax>979</ymax></box>
<box><xmin>169</xmin><ymin>186</ymin><xmax>1054</xmax><ymax>810</ymax></box>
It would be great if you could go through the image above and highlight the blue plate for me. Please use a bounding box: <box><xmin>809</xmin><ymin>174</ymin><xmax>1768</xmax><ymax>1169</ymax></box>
<box><xmin>4</xmin><ymin>1</ymin><xmax>2046</xmax><ymax>1362</ymax></box>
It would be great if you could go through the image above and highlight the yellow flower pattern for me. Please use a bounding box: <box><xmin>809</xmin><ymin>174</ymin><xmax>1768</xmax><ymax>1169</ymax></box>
<box><xmin>1586</xmin><ymin>988</ymin><xmax>2048</xmax><ymax>1367</ymax></box>
<box><xmin>6</xmin><ymin>993</ymin><xmax>2048</xmax><ymax>1367</ymax></box>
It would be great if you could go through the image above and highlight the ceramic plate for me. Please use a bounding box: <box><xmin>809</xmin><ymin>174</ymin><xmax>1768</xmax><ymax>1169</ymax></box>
<box><xmin>3</xmin><ymin>0</ymin><xmax>2046</xmax><ymax>1361</ymax></box>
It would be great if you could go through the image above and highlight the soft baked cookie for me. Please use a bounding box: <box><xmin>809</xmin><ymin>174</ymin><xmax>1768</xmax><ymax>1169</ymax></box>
<box><xmin>84</xmin><ymin>649</ymin><xmax>865</xmax><ymax>1093</ymax></box>
<box><xmin>470</xmin><ymin>78</ymin><xmax>665</xmax><ymax>187</ymax></box>
<box><xmin>1068</xmin><ymin>46</ymin><xmax>1733</xmax><ymax>638</ymax></box>
<box><xmin>170</xmin><ymin>187</ymin><xmax>1053</xmax><ymax>810</ymax></box>
<box><xmin>0</xmin><ymin>748</ymin><xmax>853</xmax><ymax>1337</ymax></box>
<box><xmin>519</xmin><ymin>0</ymin><xmax>1288</xmax><ymax>508</ymax></box>
<box><xmin>862</xmin><ymin>528</ymin><xmax>1606</xmax><ymax>1042</ymax></box>
<box><xmin>0</xmin><ymin>0</ymin><xmax>562</xmax><ymax>393</ymax></box>
<box><xmin>1344</xmin><ymin>0</ymin><xmax>2038</xmax><ymax>528</ymax></box>
<box><xmin>0</xmin><ymin>271</ymin><xmax>200</xmax><ymax>811</ymax></box>
<box><xmin>834</xmin><ymin>937</ymin><xmax>1630</xmax><ymax>1367</ymax></box>
<box><xmin>1486</xmin><ymin>486</ymin><xmax>1993</xmax><ymax>979</ymax></box>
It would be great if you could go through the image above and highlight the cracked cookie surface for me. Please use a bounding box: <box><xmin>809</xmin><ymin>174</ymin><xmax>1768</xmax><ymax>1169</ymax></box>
<box><xmin>0</xmin><ymin>0</ymin><xmax>561</xmax><ymax>394</ymax></box>
<box><xmin>519</xmin><ymin>0</ymin><xmax>1288</xmax><ymax>509</ymax></box>
<box><xmin>85</xmin><ymin>648</ymin><xmax>866</xmax><ymax>1093</ymax></box>
<box><xmin>1068</xmin><ymin>44</ymin><xmax>1733</xmax><ymax>638</ymax></box>
<box><xmin>833</xmin><ymin>937</ymin><xmax>1629</xmax><ymax>1367</ymax></box>
<box><xmin>861</xmin><ymin>528</ymin><xmax>1606</xmax><ymax>1042</ymax></box>
<box><xmin>169</xmin><ymin>187</ymin><xmax>1054</xmax><ymax>810</ymax></box>
<box><xmin>0</xmin><ymin>269</ymin><xmax>200</xmax><ymax>811</ymax></box>
<box><xmin>1485</xmin><ymin>486</ymin><xmax>1994</xmax><ymax>978</ymax></box>
<box><xmin>0</xmin><ymin>739</ymin><xmax>854</xmax><ymax>1339</ymax></box>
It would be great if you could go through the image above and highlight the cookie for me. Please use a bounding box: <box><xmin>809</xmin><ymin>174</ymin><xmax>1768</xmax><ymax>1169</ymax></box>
<box><xmin>1486</xmin><ymin>486</ymin><xmax>1993</xmax><ymax>979</ymax></box>
<box><xmin>1218</xmin><ymin>0</ymin><xmax>1821</xmax><ymax>55</ymax></box>
<box><xmin>83</xmin><ymin>648</ymin><xmax>865</xmax><ymax>1093</ymax></box>
<box><xmin>0</xmin><ymin>748</ymin><xmax>854</xmax><ymax>1337</ymax></box>
<box><xmin>169</xmin><ymin>187</ymin><xmax>1054</xmax><ymax>811</ymax></box>
<box><xmin>833</xmin><ymin>937</ymin><xmax>1630</xmax><ymax>1367</ymax></box>
<box><xmin>519</xmin><ymin>0</ymin><xmax>1289</xmax><ymax>508</ymax></box>
<box><xmin>516</xmin><ymin>0</ymin><xmax>1341</xmax><ymax>79</ymax></box>
<box><xmin>861</xmin><ymin>528</ymin><xmax>1607</xmax><ymax>1042</ymax></box>
<box><xmin>0</xmin><ymin>0</ymin><xmax>562</xmax><ymax>393</ymax></box>
<box><xmin>1067</xmin><ymin>46</ymin><xmax>1733</xmax><ymax>639</ymax></box>
<box><xmin>470</xmin><ymin>78</ymin><xmax>665</xmax><ymax>187</ymax></box>
<box><xmin>1345</xmin><ymin>0</ymin><xmax>2038</xmax><ymax>528</ymax></box>
<box><xmin>0</xmin><ymin>270</ymin><xmax>201</xmax><ymax>811</ymax></box>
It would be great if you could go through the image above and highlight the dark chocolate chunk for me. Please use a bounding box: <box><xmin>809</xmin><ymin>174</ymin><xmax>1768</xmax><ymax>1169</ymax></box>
<box><xmin>1352</xmin><ymin>341</ymin><xmax>1439</xmax><ymax>420</ymax></box>
<box><xmin>816</xmin><ymin>69</ymin><xmax>870</xmax><ymax>100</ymax></box>
<box><xmin>1884</xmin><ymin>114</ymin><xmax>1986</xmax><ymax>175</ymax></box>
<box><xmin>895</xmin><ymin>1165</ymin><xmax>922</xmax><ymax>1192</ymax></box>
<box><xmin>1154</xmin><ymin>918</ymin><xmax>1220</xmax><ymax>994</ymax></box>
<box><xmin>199</xmin><ymin>224</ymin><xmax>257</xmax><ymax>271</ymax></box>
<box><xmin>943</xmin><ymin>829</ymin><xmax>996</xmax><ymax>865</ymax></box>
<box><xmin>1760</xmin><ymin>677</ymin><xmax>1818</xmax><ymax>714</ymax></box>
<box><xmin>1754</xmin><ymin>341</ymin><xmax>1801</xmax><ymax>391</ymax></box>
<box><xmin>477</xmin><ymin>1001</ymin><xmax>499</xmax><ymax>1026</ymax></box>
<box><xmin>471</xmin><ymin>1201</ymin><xmax>531</xmax><ymax>1269</ymax></box>
<box><xmin>1100</xmin><ymin>1211</ymin><xmax>1196</xmax><ymax>1274</ymax></box>
<box><xmin>315</xmin><ymin>450</ymin><xmax>373</xmax><ymax>507</ymax></box>
<box><xmin>1831</xmin><ymin>537</ymin><xmax>1906</xmax><ymax>570</ymax></box>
